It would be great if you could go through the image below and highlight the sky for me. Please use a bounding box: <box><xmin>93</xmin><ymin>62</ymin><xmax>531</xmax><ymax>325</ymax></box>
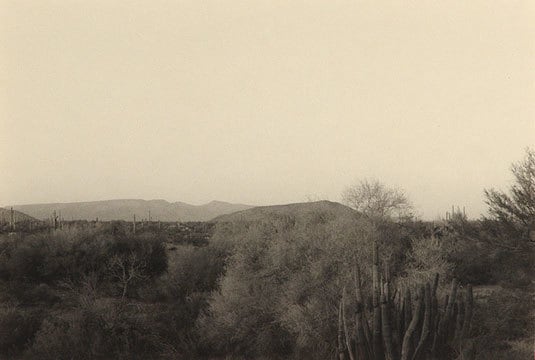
<box><xmin>0</xmin><ymin>0</ymin><xmax>533</xmax><ymax>219</ymax></box>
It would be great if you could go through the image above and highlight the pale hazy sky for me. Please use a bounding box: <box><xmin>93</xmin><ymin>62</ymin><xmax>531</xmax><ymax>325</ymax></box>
<box><xmin>1</xmin><ymin>1</ymin><xmax>533</xmax><ymax>219</ymax></box>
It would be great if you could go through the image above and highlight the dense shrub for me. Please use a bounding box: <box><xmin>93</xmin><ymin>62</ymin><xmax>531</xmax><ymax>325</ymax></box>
<box><xmin>472</xmin><ymin>287</ymin><xmax>534</xmax><ymax>360</ymax></box>
<box><xmin>153</xmin><ymin>244</ymin><xmax>226</xmax><ymax>300</ymax></box>
<box><xmin>400</xmin><ymin>236</ymin><xmax>454</xmax><ymax>286</ymax></box>
<box><xmin>0</xmin><ymin>229</ymin><xmax>168</xmax><ymax>301</ymax></box>
<box><xmin>0</xmin><ymin>306</ymin><xmax>43</xmax><ymax>356</ymax></box>
<box><xmin>0</xmin><ymin>223</ymin><xmax>231</xmax><ymax>359</ymax></box>
<box><xmin>0</xmin><ymin>208</ymin><xmax>532</xmax><ymax>359</ymax></box>
<box><xmin>200</xmin><ymin>212</ymin><xmax>378</xmax><ymax>359</ymax></box>
<box><xmin>26</xmin><ymin>299</ymin><xmax>163</xmax><ymax>360</ymax></box>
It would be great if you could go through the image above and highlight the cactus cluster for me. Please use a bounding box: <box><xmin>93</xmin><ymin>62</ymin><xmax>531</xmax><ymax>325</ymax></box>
<box><xmin>338</xmin><ymin>240</ymin><xmax>474</xmax><ymax>360</ymax></box>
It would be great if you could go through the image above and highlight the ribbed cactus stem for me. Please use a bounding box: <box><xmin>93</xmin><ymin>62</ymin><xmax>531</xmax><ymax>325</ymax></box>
<box><xmin>453</xmin><ymin>297</ymin><xmax>464</xmax><ymax>348</ymax></box>
<box><xmin>354</xmin><ymin>265</ymin><xmax>371</xmax><ymax>359</ymax></box>
<box><xmin>396</xmin><ymin>284</ymin><xmax>405</xmax><ymax>356</ymax></box>
<box><xmin>341</xmin><ymin>288</ymin><xmax>355</xmax><ymax>360</ymax></box>
<box><xmin>362</xmin><ymin>296</ymin><xmax>373</xmax><ymax>357</ymax></box>
<box><xmin>431</xmin><ymin>273</ymin><xmax>439</xmax><ymax>297</ymax></box>
<box><xmin>443</xmin><ymin>279</ymin><xmax>458</xmax><ymax>333</ymax></box>
<box><xmin>460</xmin><ymin>285</ymin><xmax>473</xmax><ymax>345</ymax></box>
<box><xmin>338</xmin><ymin>297</ymin><xmax>346</xmax><ymax>360</ymax></box>
<box><xmin>412</xmin><ymin>283</ymin><xmax>431</xmax><ymax>360</ymax></box>
<box><xmin>381</xmin><ymin>281</ymin><xmax>395</xmax><ymax>360</ymax></box>
<box><xmin>432</xmin><ymin>279</ymin><xmax>458</xmax><ymax>356</ymax></box>
<box><xmin>401</xmin><ymin>286</ymin><xmax>423</xmax><ymax>360</ymax></box>
<box><xmin>404</xmin><ymin>288</ymin><xmax>412</xmax><ymax>333</ymax></box>
<box><xmin>372</xmin><ymin>239</ymin><xmax>383</xmax><ymax>360</ymax></box>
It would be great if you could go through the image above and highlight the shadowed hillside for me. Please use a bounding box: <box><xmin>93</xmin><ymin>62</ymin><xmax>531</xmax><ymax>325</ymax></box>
<box><xmin>0</xmin><ymin>208</ymin><xmax>36</xmax><ymax>223</ymax></box>
<box><xmin>212</xmin><ymin>200</ymin><xmax>359</xmax><ymax>223</ymax></box>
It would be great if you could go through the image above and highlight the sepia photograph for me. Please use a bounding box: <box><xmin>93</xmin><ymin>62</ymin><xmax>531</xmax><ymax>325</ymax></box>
<box><xmin>0</xmin><ymin>1</ymin><xmax>533</xmax><ymax>359</ymax></box>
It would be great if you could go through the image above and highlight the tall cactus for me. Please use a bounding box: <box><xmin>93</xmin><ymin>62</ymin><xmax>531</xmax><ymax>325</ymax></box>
<box><xmin>341</xmin><ymin>288</ymin><xmax>355</xmax><ymax>360</ymax></box>
<box><xmin>412</xmin><ymin>283</ymin><xmax>431</xmax><ymax>360</ymax></box>
<box><xmin>372</xmin><ymin>239</ymin><xmax>383</xmax><ymax>360</ymax></box>
<box><xmin>354</xmin><ymin>266</ymin><xmax>372</xmax><ymax>359</ymax></box>
<box><xmin>381</xmin><ymin>281</ymin><xmax>395</xmax><ymax>360</ymax></box>
<box><xmin>338</xmin><ymin>298</ymin><xmax>346</xmax><ymax>360</ymax></box>
<box><xmin>9</xmin><ymin>207</ymin><xmax>15</xmax><ymax>231</ymax></box>
<box><xmin>401</xmin><ymin>286</ymin><xmax>423</xmax><ymax>360</ymax></box>
<box><xmin>337</xmin><ymin>244</ymin><xmax>475</xmax><ymax>360</ymax></box>
<box><xmin>460</xmin><ymin>285</ymin><xmax>473</xmax><ymax>347</ymax></box>
<box><xmin>53</xmin><ymin>210</ymin><xmax>58</xmax><ymax>230</ymax></box>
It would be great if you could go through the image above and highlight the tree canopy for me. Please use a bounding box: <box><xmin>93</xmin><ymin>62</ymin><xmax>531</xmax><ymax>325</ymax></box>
<box><xmin>484</xmin><ymin>148</ymin><xmax>535</xmax><ymax>235</ymax></box>
<box><xmin>341</xmin><ymin>179</ymin><xmax>413</xmax><ymax>221</ymax></box>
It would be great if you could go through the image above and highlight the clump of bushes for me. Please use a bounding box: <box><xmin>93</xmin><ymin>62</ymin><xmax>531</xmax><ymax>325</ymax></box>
<box><xmin>472</xmin><ymin>287</ymin><xmax>534</xmax><ymax>360</ymax></box>
<box><xmin>0</xmin><ymin>305</ymin><xmax>43</xmax><ymax>357</ymax></box>
<box><xmin>0</xmin><ymin>224</ymin><xmax>227</xmax><ymax>359</ymax></box>
<box><xmin>26</xmin><ymin>299</ymin><xmax>164</xmax><ymax>360</ymax></box>
<box><xmin>199</xmin><ymin>212</ymin><xmax>378</xmax><ymax>359</ymax></box>
<box><xmin>0</xmin><ymin>229</ymin><xmax>167</xmax><ymax>301</ymax></box>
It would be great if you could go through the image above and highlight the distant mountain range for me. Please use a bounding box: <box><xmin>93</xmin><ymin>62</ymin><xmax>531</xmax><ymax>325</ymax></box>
<box><xmin>10</xmin><ymin>199</ymin><xmax>254</xmax><ymax>222</ymax></box>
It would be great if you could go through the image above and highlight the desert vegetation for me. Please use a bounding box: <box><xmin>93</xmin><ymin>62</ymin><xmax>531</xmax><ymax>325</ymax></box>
<box><xmin>0</xmin><ymin>149</ymin><xmax>533</xmax><ymax>359</ymax></box>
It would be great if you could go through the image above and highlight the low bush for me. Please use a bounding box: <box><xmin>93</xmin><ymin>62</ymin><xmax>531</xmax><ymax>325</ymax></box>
<box><xmin>0</xmin><ymin>305</ymin><xmax>43</xmax><ymax>356</ymax></box>
<box><xmin>472</xmin><ymin>287</ymin><xmax>534</xmax><ymax>360</ymax></box>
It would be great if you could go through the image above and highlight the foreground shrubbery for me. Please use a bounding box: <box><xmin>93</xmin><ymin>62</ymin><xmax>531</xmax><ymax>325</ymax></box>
<box><xmin>200</xmin><ymin>212</ymin><xmax>378</xmax><ymax>358</ymax></box>
<box><xmin>0</xmin><ymin>226</ymin><xmax>223</xmax><ymax>359</ymax></box>
<box><xmin>0</xmin><ymin>207</ymin><xmax>532</xmax><ymax>359</ymax></box>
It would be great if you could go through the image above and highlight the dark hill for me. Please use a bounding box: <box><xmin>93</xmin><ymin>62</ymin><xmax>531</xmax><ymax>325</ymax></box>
<box><xmin>0</xmin><ymin>208</ymin><xmax>37</xmax><ymax>223</ymax></box>
<box><xmin>212</xmin><ymin>200</ymin><xmax>359</xmax><ymax>223</ymax></box>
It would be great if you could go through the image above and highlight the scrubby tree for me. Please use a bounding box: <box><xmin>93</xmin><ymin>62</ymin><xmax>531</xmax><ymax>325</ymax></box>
<box><xmin>342</xmin><ymin>179</ymin><xmax>413</xmax><ymax>221</ymax></box>
<box><xmin>109</xmin><ymin>252</ymin><xmax>148</xmax><ymax>298</ymax></box>
<box><xmin>200</xmin><ymin>209</ymin><xmax>378</xmax><ymax>359</ymax></box>
<box><xmin>484</xmin><ymin>148</ymin><xmax>535</xmax><ymax>239</ymax></box>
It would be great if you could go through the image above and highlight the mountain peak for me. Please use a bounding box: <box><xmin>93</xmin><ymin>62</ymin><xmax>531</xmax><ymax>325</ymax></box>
<box><xmin>206</xmin><ymin>200</ymin><xmax>230</xmax><ymax>205</ymax></box>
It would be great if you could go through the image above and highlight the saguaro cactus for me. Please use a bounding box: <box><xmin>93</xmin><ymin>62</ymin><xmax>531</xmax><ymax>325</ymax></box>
<box><xmin>9</xmin><ymin>207</ymin><xmax>15</xmax><ymax>231</ymax></box>
<box><xmin>53</xmin><ymin>210</ymin><xmax>58</xmax><ymax>230</ymax></box>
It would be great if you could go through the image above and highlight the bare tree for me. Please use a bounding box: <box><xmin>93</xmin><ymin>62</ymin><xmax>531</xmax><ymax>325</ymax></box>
<box><xmin>109</xmin><ymin>252</ymin><xmax>148</xmax><ymax>298</ymax></box>
<box><xmin>342</xmin><ymin>179</ymin><xmax>413</xmax><ymax>220</ymax></box>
